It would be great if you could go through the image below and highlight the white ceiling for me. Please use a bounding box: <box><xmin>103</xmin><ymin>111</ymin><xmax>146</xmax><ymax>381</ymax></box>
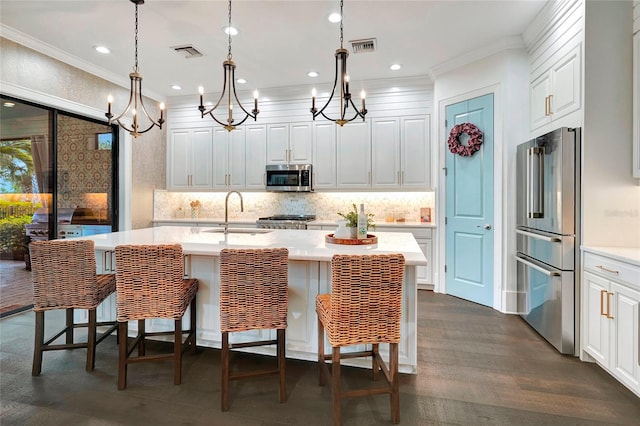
<box><xmin>0</xmin><ymin>0</ymin><xmax>547</xmax><ymax>100</ymax></box>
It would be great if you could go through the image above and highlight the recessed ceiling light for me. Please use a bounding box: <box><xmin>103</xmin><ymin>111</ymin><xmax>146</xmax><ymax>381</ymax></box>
<box><xmin>171</xmin><ymin>85</ymin><xmax>182</xmax><ymax>90</ymax></box>
<box><xmin>236</xmin><ymin>78</ymin><xmax>247</xmax><ymax>84</ymax></box>
<box><xmin>328</xmin><ymin>12</ymin><xmax>342</xmax><ymax>23</ymax></box>
<box><xmin>94</xmin><ymin>45</ymin><xmax>110</xmax><ymax>54</ymax></box>
<box><xmin>307</xmin><ymin>71</ymin><xmax>319</xmax><ymax>78</ymax></box>
<box><xmin>390</xmin><ymin>64</ymin><xmax>402</xmax><ymax>71</ymax></box>
<box><xmin>224</xmin><ymin>26</ymin><xmax>238</xmax><ymax>36</ymax></box>
<box><xmin>3</xmin><ymin>102</ymin><xmax>16</xmax><ymax>108</ymax></box>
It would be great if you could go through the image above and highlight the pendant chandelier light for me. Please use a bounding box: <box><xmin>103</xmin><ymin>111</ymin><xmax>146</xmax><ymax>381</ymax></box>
<box><xmin>310</xmin><ymin>0</ymin><xmax>367</xmax><ymax>126</ymax></box>
<box><xmin>106</xmin><ymin>0</ymin><xmax>164</xmax><ymax>138</ymax></box>
<box><xmin>198</xmin><ymin>0</ymin><xmax>259</xmax><ymax>132</ymax></box>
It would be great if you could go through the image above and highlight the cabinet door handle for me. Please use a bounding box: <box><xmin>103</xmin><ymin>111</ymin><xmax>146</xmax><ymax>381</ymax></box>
<box><xmin>548</xmin><ymin>94</ymin><xmax>553</xmax><ymax>115</ymax></box>
<box><xmin>368</xmin><ymin>171</ymin><xmax>371</xmax><ymax>185</ymax></box>
<box><xmin>544</xmin><ymin>96</ymin><xmax>549</xmax><ymax>116</ymax></box>
<box><xmin>401</xmin><ymin>171</ymin><xmax>405</xmax><ymax>184</ymax></box>
<box><xmin>606</xmin><ymin>291</ymin><xmax>614</xmax><ymax>319</ymax></box>
<box><xmin>596</xmin><ymin>265</ymin><xmax>619</xmax><ymax>275</ymax></box>
<box><xmin>600</xmin><ymin>289</ymin><xmax>607</xmax><ymax>316</ymax></box>
<box><xmin>397</xmin><ymin>171</ymin><xmax>401</xmax><ymax>184</ymax></box>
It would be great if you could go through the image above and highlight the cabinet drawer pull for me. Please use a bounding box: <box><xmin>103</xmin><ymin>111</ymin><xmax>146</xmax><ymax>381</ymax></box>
<box><xmin>605</xmin><ymin>291</ymin><xmax>614</xmax><ymax>319</ymax></box>
<box><xmin>600</xmin><ymin>289</ymin><xmax>607</xmax><ymax>316</ymax></box>
<box><xmin>596</xmin><ymin>265</ymin><xmax>619</xmax><ymax>274</ymax></box>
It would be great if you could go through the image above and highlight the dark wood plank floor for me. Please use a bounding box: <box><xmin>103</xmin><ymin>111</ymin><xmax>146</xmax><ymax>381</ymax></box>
<box><xmin>1</xmin><ymin>290</ymin><xmax>638</xmax><ymax>425</ymax></box>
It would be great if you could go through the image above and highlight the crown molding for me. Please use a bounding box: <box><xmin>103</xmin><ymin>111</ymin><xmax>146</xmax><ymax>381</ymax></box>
<box><xmin>0</xmin><ymin>24</ymin><xmax>162</xmax><ymax>101</ymax></box>
<box><xmin>430</xmin><ymin>36</ymin><xmax>526</xmax><ymax>78</ymax></box>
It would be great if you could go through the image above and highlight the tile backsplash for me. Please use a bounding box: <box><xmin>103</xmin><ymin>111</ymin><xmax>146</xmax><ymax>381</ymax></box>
<box><xmin>154</xmin><ymin>190</ymin><xmax>435</xmax><ymax>224</ymax></box>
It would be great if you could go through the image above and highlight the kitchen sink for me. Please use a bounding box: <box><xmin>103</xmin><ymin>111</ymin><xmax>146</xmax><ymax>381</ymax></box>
<box><xmin>203</xmin><ymin>228</ymin><xmax>272</xmax><ymax>235</ymax></box>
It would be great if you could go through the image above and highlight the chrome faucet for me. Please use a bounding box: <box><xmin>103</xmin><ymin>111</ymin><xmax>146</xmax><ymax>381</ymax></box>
<box><xmin>224</xmin><ymin>191</ymin><xmax>244</xmax><ymax>234</ymax></box>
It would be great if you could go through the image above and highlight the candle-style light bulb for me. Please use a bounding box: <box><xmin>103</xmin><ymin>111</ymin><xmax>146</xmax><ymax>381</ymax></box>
<box><xmin>361</xmin><ymin>89</ymin><xmax>366</xmax><ymax>112</ymax></box>
<box><xmin>198</xmin><ymin>86</ymin><xmax>204</xmax><ymax>106</ymax></box>
<box><xmin>311</xmin><ymin>88</ymin><xmax>317</xmax><ymax>110</ymax></box>
<box><xmin>253</xmin><ymin>90</ymin><xmax>259</xmax><ymax>112</ymax></box>
<box><xmin>344</xmin><ymin>74</ymin><xmax>350</xmax><ymax>94</ymax></box>
<box><xmin>107</xmin><ymin>94</ymin><xmax>113</xmax><ymax>116</ymax></box>
<box><xmin>159</xmin><ymin>102</ymin><xmax>165</xmax><ymax>121</ymax></box>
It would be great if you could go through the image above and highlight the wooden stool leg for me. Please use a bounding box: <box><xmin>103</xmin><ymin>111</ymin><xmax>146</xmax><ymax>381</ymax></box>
<box><xmin>318</xmin><ymin>317</ymin><xmax>326</xmax><ymax>386</ymax></box>
<box><xmin>278</xmin><ymin>328</ymin><xmax>286</xmax><ymax>403</ymax></box>
<box><xmin>65</xmin><ymin>308</ymin><xmax>74</xmax><ymax>344</ymax></box>
<box><xmin>86</xmin><ymin>308</ymin><xmax>97</xmax><ymax>372</ymax></box>
<box><xmin>372</xmin><ymin>343</ymin><xmax>379</xmax><ymax>381</ymax></box>
<box><xmin>174</xmin><ymin>318</ymin><xmax>182</xmax><ymax>385</ymax></box>
<box><xmin>332</xmin><ymin>346</ymin><xmax>341</xmax><ymax>426</ymax></box>
<box><xmin>118</xmin><ymin>321</ymin><xmax>128</xmax><ymax>390</ymax></box>
<box><xmin>221</xmin><ymin>331</ymin><xmax>230</xmax><ymax>411</ymax></box>
<box><xmin>32</xmin><ymin>310</ymin><xmax>45</xmax><ymax>376</ymax></box>
<box><xmin>390</xmin><ymin>343</ymin><xmax>400</xmax><ymax>424</ymax></box>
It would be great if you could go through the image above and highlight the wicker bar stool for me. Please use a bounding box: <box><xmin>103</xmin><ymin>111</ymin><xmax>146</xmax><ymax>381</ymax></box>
<box><xmin>114</xmin><ymin>244</ymin><xmax>198</xmax><ymax>390</ymax></box>
<box><xmin>316</xmin><ymin>253</ymin><xmax>405</xmax><ymax>425</ymax></box>
<box><xmin>29</xmin><ymin>239</ymin><xmax>118</xmax><ymax>376</ymax></box>
<box><xmin>219</xmin><ymin>248</ymin><xmax>289</xmax><ymax>411</ymax></box>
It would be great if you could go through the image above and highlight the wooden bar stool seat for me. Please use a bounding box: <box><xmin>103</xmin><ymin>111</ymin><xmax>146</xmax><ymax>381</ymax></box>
<box><xmin>30</xmin><ymin>239</ymin><xmax>118</xmax><ymax>376</ymax></box>
<box><xmin>316</xmin><ymin>253</ymin><xmax>405</xmax><ymax>425</ymax></box>
<box><xmin>114</xmin><ymin>244</ymin><xmax>198</xmax><ymax>390</ymax></box>
<box><xmin>219</xmin><ymin>248</ymin><xmax>289</xmax><ymax>411</ymax></box>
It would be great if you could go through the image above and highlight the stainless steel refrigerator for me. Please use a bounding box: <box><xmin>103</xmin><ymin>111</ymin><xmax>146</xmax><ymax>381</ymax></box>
<box><xmin>516</xmin><ymin>127</ymin><xmax>581</xmax><ymax>355</ymax></box>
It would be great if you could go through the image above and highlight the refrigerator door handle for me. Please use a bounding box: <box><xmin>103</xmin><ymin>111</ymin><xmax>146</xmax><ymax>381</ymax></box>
<box><xmin>527</xmin><ymin>147</ymin><xmax>544</xmax><ymax>218</ymax></box>
<box><xmin>515</xmin><ymin>255</ymin><xmax>561</xmax><ymax>277</ymax></box>
<box><xmin>516</xmin><ymin>229</ymin><xmax>561</xmax><ymax>242</ymax></box>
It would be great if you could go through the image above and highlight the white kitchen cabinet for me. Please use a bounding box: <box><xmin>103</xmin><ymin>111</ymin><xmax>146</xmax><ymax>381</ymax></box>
<box><xmin>582</xmin><ymin>250</ymin><xmax>640</xmax><ymax>397</ymax></box>
<box><xmin>244</xmin><ymin>125</ymin><xmax>267</xmax><ymax>189</ymax></box>
<box><xmin>337</xmin><ymin>120</ymin><xmax>371</xmax><ymax>188</ymax></box>
<box><xmin>401</xmin><ymin>116</ymin><xmax>431</xmax><ymax>188</ymax></box>
<box><xmin>371</xmin><ymin>116</ymin><xmax>431</xmax><ymax>189</ymax></box>
<box><xmin>312</xmin><ymin>122</ymin><xmax>337</xmax><ymax>189</ymax></box>
<box><xmin>371</xmin><ymin>118</ymin><xmax>400</xmax><ymax>188</ymax></box>
<box><xmin>167</xmin><ymin>128</ymin><xmax>213</xmax><ymax>190</ymax></box>
<box><xmin>212</xmin><ymin>127</ymin><xmax>245</xmax><ymax>190</ymax></box>
<box><xmin>530</xmin><ymin>44</ymin><xmax>581</xmax><ymax>130</ymax></box>
<box><xmin>633</xmin><ymin>32</ymin><xmax>639</xmax><ymax>178</ymax></box>
<box><xmin>266</xmin><ymin>123</ymin><xmax>313</xmax><ymax>165</ymax></box>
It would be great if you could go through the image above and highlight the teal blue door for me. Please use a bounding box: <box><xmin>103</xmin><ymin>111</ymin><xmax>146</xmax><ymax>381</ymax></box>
<box><xmin>445</xmin><ymin>94</ymin><xmax>494</xmax><ymax>307</ymax></box>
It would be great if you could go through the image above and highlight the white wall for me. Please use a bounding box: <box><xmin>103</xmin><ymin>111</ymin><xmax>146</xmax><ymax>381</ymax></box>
<box><xmin>582</xmin><ymin>1</ymin><xmax>640</xmax><ymax>248</ymax></box>
<box><xmin>433</xmin><ymin>46</ymin><xmax>531</xmax><ymax>313</ymax></box>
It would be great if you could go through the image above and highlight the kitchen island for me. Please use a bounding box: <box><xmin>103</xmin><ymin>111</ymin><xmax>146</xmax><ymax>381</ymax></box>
<box><xmin>78</xmin><ymin>226</ymin><xmax>427</xmax><ymax>373</ymax></box>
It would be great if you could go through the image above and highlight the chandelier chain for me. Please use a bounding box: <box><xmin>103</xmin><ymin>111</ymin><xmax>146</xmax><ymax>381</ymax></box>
<box><xmin>134</xmin><ymin>2</ymin><xmax>139</xmax><ymax>72</ymax></box>
<box><xmin>227</xmin><ymin>0</ymin><xmax>232</xmax><ymax>60</ymax></box>
<box><xmin>339</xmin><ymin>0</ymin><xmax>344</xmax><ymax>48</ymax></box>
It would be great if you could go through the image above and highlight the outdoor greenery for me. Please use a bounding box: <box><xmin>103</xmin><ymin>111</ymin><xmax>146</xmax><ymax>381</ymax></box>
<box><xmin>337</xmin><ymin>203</ymin><xmax>375</xmax><ymax>229</ymax></box>
<box><xmin>0</xmin><ymin>214</ymin><xmax>31</xmax><ymax>259</ymax></box>
<box><xmin>0</xmin><ymin>139</ymin><xmax>35</xmax><ymax>193</ymax></box>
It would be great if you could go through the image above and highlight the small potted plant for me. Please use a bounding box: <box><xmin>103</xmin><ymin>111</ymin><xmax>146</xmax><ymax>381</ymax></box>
<box><xmin>337</xmin><ymin>203</ymin><xmax>375</xmax><ymax>238</ymax></box>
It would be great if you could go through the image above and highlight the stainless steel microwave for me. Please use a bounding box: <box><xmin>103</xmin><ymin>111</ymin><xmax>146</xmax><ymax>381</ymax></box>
<box><xmin>265</xmin><ymin>164</ymin><xmax>313</xmax><ymax>192</ymax></box>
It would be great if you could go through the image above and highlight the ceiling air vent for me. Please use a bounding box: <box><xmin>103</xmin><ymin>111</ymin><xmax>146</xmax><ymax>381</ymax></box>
<box><xmin>350</xmin><ymin>38</ymin><xmax>376</xmax><ymax>54</ymax></box>
<box><xmin>171</xmin><ymin>45</ymin><xmax>203</xmax><ymax>59</ymax></box>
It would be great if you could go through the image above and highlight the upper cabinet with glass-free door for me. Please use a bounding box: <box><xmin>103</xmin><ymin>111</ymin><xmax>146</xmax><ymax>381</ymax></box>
<box><xmin>266</xmin><ymin>123</ymin><xmax>313</xmax><ymax>165</ymax></box>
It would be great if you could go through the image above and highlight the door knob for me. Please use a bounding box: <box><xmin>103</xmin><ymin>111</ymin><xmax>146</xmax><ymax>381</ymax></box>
<box><xmin>477</xmin><ymin>224</ymin><xmax>492</xmax><ymax>230</ymax></box>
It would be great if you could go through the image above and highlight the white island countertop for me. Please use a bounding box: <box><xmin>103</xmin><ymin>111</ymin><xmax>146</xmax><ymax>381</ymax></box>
<box><xmin>78</xmin><ymin>226</ymin><xmax>427</xmax><ymax>266</ymax></box>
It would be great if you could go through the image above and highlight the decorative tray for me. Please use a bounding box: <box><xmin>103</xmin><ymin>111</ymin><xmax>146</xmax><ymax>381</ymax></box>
<box><xmin>325</xmin><ymin>233</ymin><xmax>378</xmax><ymax>245</ymax></box>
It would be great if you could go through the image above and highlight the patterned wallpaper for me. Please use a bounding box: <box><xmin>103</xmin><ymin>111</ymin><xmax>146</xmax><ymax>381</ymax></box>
<box><xmin>57</xmin><ymin>114</ymin><xmax>112</xmax><ymax>220</ymax></box>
